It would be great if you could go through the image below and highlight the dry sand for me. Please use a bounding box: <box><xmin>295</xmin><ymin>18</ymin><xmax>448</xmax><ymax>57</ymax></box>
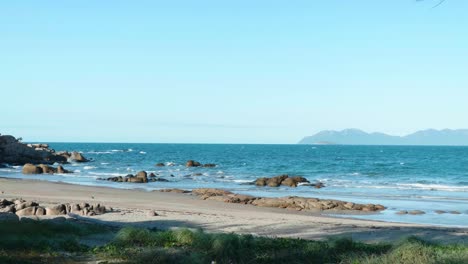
<box><xmin>1</xmin><ymin>177</ymin><xmax>467</xmax><ymax>244</ymax></box>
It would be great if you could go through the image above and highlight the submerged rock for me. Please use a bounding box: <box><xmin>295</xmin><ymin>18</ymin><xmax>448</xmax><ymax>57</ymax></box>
<box><xmin>155</xmin><ymin>163</ymin><xmax>165</xmax><ymax>167</ymax></box>
<box><xmin>186</xmin><ymin>160</ymin><xmax>202</xmax><ymax>167</ymax></box>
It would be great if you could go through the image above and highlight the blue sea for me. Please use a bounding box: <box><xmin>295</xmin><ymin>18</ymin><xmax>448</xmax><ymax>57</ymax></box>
<box><xmin>1</xmin><ymin>143</ymin><xmax>468</xmax><ymax>227</ymax></box>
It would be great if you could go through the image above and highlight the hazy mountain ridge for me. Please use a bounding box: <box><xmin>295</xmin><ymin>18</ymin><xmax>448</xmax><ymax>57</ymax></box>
<box><xmin>298</xmin><ymin>129</ymin><xmax>468</xmax><ymax>145</ymax></box>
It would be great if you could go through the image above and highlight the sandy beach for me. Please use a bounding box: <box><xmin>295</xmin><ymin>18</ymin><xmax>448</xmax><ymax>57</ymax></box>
<box><xmin>1</xmin><ymin>177</ymin><xmax>467</xmax><ymax>244</ymax></box>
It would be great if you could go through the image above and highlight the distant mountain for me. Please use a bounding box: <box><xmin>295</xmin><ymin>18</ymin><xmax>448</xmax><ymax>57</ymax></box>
<box><xmin>298</xmin><ymin>129</ymin><xmax>468</xmax><ymax>146</ymax></box>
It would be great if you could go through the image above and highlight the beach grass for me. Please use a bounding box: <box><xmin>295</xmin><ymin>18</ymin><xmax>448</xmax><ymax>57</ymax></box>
<box><xmin>0</xmin><ymin>219</ymin><xmax>467</xmax><ymax>263</ymax></box>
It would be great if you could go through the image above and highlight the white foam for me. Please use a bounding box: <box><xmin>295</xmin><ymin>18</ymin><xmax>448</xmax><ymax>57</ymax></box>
<box><xmin>396</xmin><ymin>183</ymin><xmax>468</xmax><ymax>192</ymax></box>
<box><xmin>233</xmin><ymin>179</ymin><xmax>253</xmax><ymax>183</ymax></box>
<box><xmin>139</xmin><ymin>151</ymin><xmax>146</xmax><ymax>154</ymax></box>
<box><xmin>87</xmin><ymin>151</ymin><xmax>113</xmax><ymax>154</ymax></box>
<box><xmin>83</xmin><ymin>166</ymin><xmax>96</xmax><ymax>170</ymax></box>
<box><xmin>88</xmin><ymin>172</ymin><xmax>124</xmax><ymax>177</ymax></box>
<box><xmin>101</xmin><ymin>162</ymin><xmax>110</xmax><ymax>165</ymax></box>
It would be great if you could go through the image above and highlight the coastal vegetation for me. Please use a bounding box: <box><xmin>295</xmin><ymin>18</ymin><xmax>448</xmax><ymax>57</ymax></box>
<box><xmin>1</xmin><ymin>219</ymin><xmax>467</xmax><ymax>264</ymax></box>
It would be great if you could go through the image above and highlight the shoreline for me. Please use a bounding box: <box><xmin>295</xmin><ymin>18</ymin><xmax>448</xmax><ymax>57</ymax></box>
<box><xmin>1</xmin><ymin>177</ymin><xmax>467</xmax><ymax>244</ymax></box>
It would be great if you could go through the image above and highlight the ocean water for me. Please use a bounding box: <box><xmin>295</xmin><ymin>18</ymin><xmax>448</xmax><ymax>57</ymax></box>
<box><xmin>1</xmin><ymin>143</ymin><xmax>468</xmax><ymax>227</ymax></box>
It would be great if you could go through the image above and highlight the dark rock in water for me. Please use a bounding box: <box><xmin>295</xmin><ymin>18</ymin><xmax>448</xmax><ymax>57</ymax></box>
<box><xmin>193</xmin><ymin>173</ymin><xmax>203</xmax><ymax>176</ymax></box>
<box><xmin>152</xmin><ymin>178</ymin><xmax>169</xmax><ymax>182</ymax></box>
<box><xmin>396</xmin><ymin>210</ymin><xmax>408</xmax><ymax>215</ymax></box>
<box><xmin>149</xmin><ymin>173</ymin><xmax>156</xmax><ymax>177</ymax></box>
<box><xmin>435</xmin><ymin>210</ymin><xmax>447</xmax><ymax>214</ymax></box>
<box><xmin>203</xmin><ymin>163</ymin><xmax>216</xmax><ymax>168</ymax></box>
<box><xmin>186</xmin><ymin>160</ymin><xmax>202</xmax><ymax>167</ymax></box>
<box><xmin>312</xmin><ymin>182</ymin><xmax>325</xmax><ymax>189</ymax></box>
<box><xmin>155</xmin><ymin>163</ymin><xmax>165</xmax><ymax>167</ymax></box>
<box><xmin>449</xmin><ymin>211</ymin><xmax>461</xmax><ymax>214</ymax></box>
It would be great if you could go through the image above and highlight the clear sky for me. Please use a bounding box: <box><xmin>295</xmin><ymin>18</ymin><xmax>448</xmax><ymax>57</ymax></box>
<box><xmin>1</xmin><ymin>0</ymin><xmax>467</xmax><ymax>143</ymax></box>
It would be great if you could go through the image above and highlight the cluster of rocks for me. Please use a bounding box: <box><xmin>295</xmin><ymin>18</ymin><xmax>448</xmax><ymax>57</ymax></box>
<box><xmin>162</xmin><ymin>188</ymin><xmax>385</xmax><ymax>212</ymax></box>
<box><xmin>0</xmin><ymin>198</ymin><xmax>107</xmax><ymax>217</ymax></box>
<box><xmin>186</xmin><ymin>160</ymin><xmax>216</xmax><ymax>168</ymax></box>
<box><xmin>254</xmin><ymin>175</ymin><xmax>324</xmax><ymax>188</ymax></box>
<box><xmin>0</xmin><ymin>135</ymin><xmax>90</xmax><ymax>165</ymax></box>
<box><xmin>99</xmin><ymin>171</ymin><xmax>169</xmax><ymax>183</ymax></box>
<box><xmin>22</xmin><ymin>163</ymin><xmax>71</xmax><ymax>174</ymax></box>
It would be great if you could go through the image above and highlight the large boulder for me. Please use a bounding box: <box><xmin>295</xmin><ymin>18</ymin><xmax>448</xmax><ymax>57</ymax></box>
<box><xmin>22</xmin><ymin>163</ymin><xmax>43</xmax><ymax>174</ymax></box>
<box><xmin>45</xmin><ymin>204</ymin><xmax>67</xmax><ymax>215</ymax></box>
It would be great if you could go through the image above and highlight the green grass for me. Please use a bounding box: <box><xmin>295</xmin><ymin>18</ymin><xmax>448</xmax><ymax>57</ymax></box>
<box><xmin>0</xmin><ymin>219</ymin><xmax>467</xmax><ymax>264</ymax></box>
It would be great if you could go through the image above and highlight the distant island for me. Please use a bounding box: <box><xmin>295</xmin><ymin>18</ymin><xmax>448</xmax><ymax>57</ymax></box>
<box><xmin>298</xmin><ymin>129</ymin><xmax>468</xmax><ymax>146</ymax></box>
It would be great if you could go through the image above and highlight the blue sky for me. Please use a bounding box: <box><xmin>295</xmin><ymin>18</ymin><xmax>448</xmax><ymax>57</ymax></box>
<box><xmin>1</xmin><ymin>0</ymin><xmax>467</xmax><ymax>143</ymax></box>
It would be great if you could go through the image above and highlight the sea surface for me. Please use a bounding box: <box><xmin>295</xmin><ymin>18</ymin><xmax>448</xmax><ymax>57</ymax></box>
<box><xmin>1</xmin><ymin>143</ymin><xmax>468</xmax><ymax>227</ymax></box>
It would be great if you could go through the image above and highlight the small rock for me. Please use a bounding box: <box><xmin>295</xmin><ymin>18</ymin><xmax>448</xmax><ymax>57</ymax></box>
<box><xmin>396</xmin><ymin>210</ymin><xmax>408</xmax><ymax>215</ymax></box>
<box><xmin>147</xmin><ymin>210</ymin><xmax>159</xmax><ymax>217</ymax></box>
<box><xmin>155</xmin><ymin>163</ymin><xmax>165</xmax><ymax>167</ymax></box>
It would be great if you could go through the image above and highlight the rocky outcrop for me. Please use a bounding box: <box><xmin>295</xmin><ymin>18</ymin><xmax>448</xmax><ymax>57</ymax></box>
<box><xmin>155</xmin><ymin>163</ymin><xmax>165</xmax><ymax>167</ymax></box>
<box><xmin>0</xmin><ymin>135</ymin><xmax>67</xmax><ymax>165</ymax></box>
<box><xmin>186</xmin><ymin>160</ymin><xmax>217</xmax><ymax>168</ymax></box>
<box><xmin>190</xmin><ymin>188</ymin><xmax>385</xmax><ymax>212</ymax></box>
<box><xmin>254</xmin><ymin>175</ymin><xmax>315</xmax><ymax>188</ymax></box>
<box><xmin>98</xmin><ymin>171</ymin><xmax>169</xmax><ymax>183</ymax></box>
<box><xmin>21</xmin><ymin>163</ymin><xmax>71</xmax><ymax>175</ymax></box>
<box><xmin>0</xmin><ymin>198</ymin><xmax>108</xmax><ymax>217</ymax></box>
